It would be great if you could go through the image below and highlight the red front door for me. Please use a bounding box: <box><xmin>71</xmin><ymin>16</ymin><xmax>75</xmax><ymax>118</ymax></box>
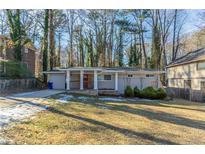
<box><xmin>83</xmin><ymin>74</ymin><xmax>88</xmax><ymax>89</ymax></box>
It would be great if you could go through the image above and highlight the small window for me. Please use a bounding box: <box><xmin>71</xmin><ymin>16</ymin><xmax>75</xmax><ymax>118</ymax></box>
<box><xmin>146</xmin><ymin>74</ymin><xmax>154</xmax><ymax>77</ymax></box>
<box><xmin>201</xmin><ymin>81</ymin><xmax>205</xmax><ymax>90</ymax></box>
<box><xmin>197</xmin><ymin>61</ymin><xmax>205</xmax><ymax>70</ymax></box>
<box><xmin>128</xmin><ymin>74</ymin><xmax>133</xmax><ymax>78</ymax></box>
<box><xmin>184</xmin><ymin>80</ymin><xmax>191</xmax><ymax>89</ymax></box>
<box><xmin>104</xmin><ymin>75</ymin><xmax>111</xmax><ymax>80</ymax></box>
<box><xmin>24</xmin><ymin>48</ymin><xmax>29</xmax><ymax>54</ymax></box>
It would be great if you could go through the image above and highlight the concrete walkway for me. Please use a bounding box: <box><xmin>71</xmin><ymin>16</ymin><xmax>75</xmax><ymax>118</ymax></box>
<box><xmin>0</xmin><ymin>90</ymin><xmax>64</xmax><ymax>144</ymax></box>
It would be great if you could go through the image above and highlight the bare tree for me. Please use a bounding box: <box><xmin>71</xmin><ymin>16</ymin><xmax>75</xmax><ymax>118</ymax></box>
<box><xmin>65</xmin><ymin>10</ymin><xmax>78</xmax><ymax>66</ymax></box>
<box><xmin>171</xmin><ymin>10</ymin><xmax>187</xmax><ymax>62</ymax></box>
<box><xmin>158</xmin><ymin>10</ymin><xmax>175</xmax><ymax>68</ymax></box>
<box><xmin>107</xmin><ymin>11</ymin><xmax>116</xmax><ymax>67</ymax></box>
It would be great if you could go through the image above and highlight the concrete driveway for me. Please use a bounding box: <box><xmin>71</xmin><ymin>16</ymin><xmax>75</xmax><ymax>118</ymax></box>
<box><xmin>10</xmin><ymin>89</ymin><xmax>65</xmax><ymax>98</ymax></box>
<box><xmin>0</xmin><ymin>89</ymin><xmax>64</xmax><ymax>144</ymax></box>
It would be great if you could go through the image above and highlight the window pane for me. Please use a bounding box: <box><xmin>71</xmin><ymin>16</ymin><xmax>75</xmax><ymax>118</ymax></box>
<box><xmin>104</xmin><ymin>75</ymin><xmax>111</xmax><ymax>80</ymax></box>
<box><xmin>198</xmin><ymin>62</ymin><xmax>205</xmax><ymax>70</ymax></box>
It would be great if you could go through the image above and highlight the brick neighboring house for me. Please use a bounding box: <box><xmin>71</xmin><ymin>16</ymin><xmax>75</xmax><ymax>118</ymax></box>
<box><xmin>0</xmin><ymin>35</ymin><xmax>41</xmax><ymax>77</ymax></box>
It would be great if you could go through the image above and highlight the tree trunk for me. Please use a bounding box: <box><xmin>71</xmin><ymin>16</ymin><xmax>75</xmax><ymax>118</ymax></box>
<box><xmin>79</xmin><ymin>27</ymin><xmax>84</xmax><ymax>67</ymax></box>
<box><xmin>102</xmin><ymin>11</ymin><xmax>107</xmax><ymax>66</ymax></box>
<box><xmin>108</xmin><ymin>15</ymin><xmax>115</xmax><ymax>67</ymax></box>
<box><xmin>172</xmin><ymin>10</ymin><xmax>177</xmax><ymax>62</ymax></box>
<box><xmin>57</xmin><ymin>33</ymin><xmax>61</xmax><ymax>67</ymax></box>
<box><xmin>49</xmin><ymin>9</ymin><xmax>55</xmax><ymax>70</ymax></box>
<box><xmin>140</xmin><ymin>30</ymin><xmax>147</xmax><ymax>68</ymax></box>
<box><xmin>42</xmin><ymin>9</ymin><xmax>49</xmax><ymax>82</ymax></box>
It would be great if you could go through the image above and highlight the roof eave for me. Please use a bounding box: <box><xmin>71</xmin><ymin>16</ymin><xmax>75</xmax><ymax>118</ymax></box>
<box><xmin>59</xmin><ymin>68</ymin><xmax>103</xmax><ymax>71</ymax></box>
<box><xmin>167</xmin><ymin>58</ymin><xmax>205</xmax><ymax>68</ymax></box>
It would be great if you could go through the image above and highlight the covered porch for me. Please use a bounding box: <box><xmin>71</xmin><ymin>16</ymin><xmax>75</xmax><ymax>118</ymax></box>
<box><xmin>60</xmin><ymin>68</ymin><xmax>119</xmax><ymax>92</ymax></box>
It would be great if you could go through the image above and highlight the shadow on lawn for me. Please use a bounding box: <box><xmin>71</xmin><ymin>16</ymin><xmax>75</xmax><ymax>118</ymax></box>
<box><xmin>124</xmin><ymin>101</ymin><xmax>205</xmax><ymax>113</ymax></box>
<box><xmin>80</xmin><ymin>100</ymin><xmax>205</xmax><ymax>131</ymax></box>
<box><xmin>155</xmin><ymin>103</ymin><xmax>205</xmax><ymax>113</ymax></box>
<box><xmin>7</xmin><ymin>97</ymin><xmax>177</xmax><ymax>145</ymax></box>
<box><xmin>97</xmin><ymin>98</ymin><xmax>205</xmax><ymax>113</ymax></box>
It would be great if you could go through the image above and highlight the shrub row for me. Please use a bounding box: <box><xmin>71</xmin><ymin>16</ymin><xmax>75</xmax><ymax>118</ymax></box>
<box><xmin>124</xmin><ymin>86</ymin><xmax>167</xmax><ymax>99</ymax></box>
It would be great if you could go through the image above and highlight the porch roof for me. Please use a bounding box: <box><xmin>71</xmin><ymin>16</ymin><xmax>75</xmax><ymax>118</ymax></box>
<box><xmin>59</xmin><ymin>67</ymin><xmax>165</xmax><ymax>74</ymax></box>
<box><xmin>59</xmin><ymin>67</ymin><xmax>103</xmax><ymax>71</ymax></box>
<box><xmin>42</xmin><ymin>70</ymin><xmax>65</xmax><ymax>74</ymax></box>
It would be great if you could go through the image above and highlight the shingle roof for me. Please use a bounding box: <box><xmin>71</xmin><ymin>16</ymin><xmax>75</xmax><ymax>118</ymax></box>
<box><xmin>58</xmin><ymin>67</ymin><xmax>164</xmax><ymax>73</ymax></box>
<box><xmin>103</xmin><ymin>67</ymin><xmax>160</xmax><ymax>72</ymax></box>
<box><xmin>167</xmin><ymin>48</ymin><xmax>205</xmax><ymax>68</ymax></box>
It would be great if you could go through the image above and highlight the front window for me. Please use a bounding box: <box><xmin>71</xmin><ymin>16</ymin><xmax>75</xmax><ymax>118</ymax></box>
<box><xmin>197</xmin><ymin>61</ymin><xmax>205</xmax><ymax>70</ymax></box>
<box><xmin>104</xmin><ymin>75</ymin><xmax>111</xmax><ymax>80</ymax></box>
<box><xmin>146</xmin><ymin>74</ymin><xmax>154</xmax><ymax>77</ymax></box>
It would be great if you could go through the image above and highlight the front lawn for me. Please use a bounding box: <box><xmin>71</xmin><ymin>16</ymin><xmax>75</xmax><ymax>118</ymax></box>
<box><xmin>2</xmin><ymin>94</ymin><xmax>205</xmax><ymax>144</ymax></box>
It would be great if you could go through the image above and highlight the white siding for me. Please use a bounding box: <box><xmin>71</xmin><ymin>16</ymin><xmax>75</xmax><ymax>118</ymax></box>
<box><xmin>98</xmin><ymin>74</ymin><xmax>115</xmax><ymax>90</ymax></box>
<box><xmin>48</xmin><ymin>71</ymin><xmax>161</xmax><ymax>92</ymax></box>
<box><xmin>167</xmin><ymin>62</ymin><xmax>205</xmax><ymax>90</ymax></box>
<box><xmin>118</xmin><ymin>74</ymin><xmax>159</xmax><ymax>94</ymax></box>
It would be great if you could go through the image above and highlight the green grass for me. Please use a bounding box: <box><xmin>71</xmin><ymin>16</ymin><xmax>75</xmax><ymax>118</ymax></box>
<box><xmin>2</xmin><ymin>95</ymin><xmax>205</xmax><ymax>144</ymax></box>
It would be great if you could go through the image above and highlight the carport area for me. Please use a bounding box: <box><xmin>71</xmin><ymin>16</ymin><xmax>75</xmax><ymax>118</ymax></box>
<box><xmin>46</xmin><ymin>71</ymin><xmax>66</xmax><ymax>90</ymax></box>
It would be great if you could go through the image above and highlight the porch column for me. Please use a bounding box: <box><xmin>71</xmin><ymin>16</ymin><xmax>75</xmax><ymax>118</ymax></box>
<box><xmin>66</xmin><ymin>70</ymin><xmax>70</xmax><ymax>90</ymax></box>
<box><xmin>80</xmin><ymin>70</ymin><xmax>84</xmax><ymax>90</ymax></box>
<box><xmin>115</xmin><ymin>72</ymin><xmax>118</xmax><ymax>91</ymax></box>
<box><xmin>94</xmin><ymin>70</ymin><xmax>98</xmax><ymax>90</ymax></box>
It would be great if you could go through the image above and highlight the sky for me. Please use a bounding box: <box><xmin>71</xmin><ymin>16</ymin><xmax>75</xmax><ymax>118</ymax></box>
<box><xmin>183</xmin><ymin>9</ymin><xmax>204</xmax><ymax>34</ymax></box>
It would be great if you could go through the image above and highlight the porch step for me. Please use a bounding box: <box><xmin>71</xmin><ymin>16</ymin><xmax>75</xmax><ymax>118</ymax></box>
<box><xmin>98</xmin><ymin>90</ymin><xmax>120</xmax><ymax>96</ymax></box>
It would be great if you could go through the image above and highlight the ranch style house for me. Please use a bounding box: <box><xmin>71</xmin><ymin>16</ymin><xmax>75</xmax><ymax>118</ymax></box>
<box><xmin>43</xmin><ymin>67</ymin><xmax>164</xmax><ymax>95</ymax></box>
